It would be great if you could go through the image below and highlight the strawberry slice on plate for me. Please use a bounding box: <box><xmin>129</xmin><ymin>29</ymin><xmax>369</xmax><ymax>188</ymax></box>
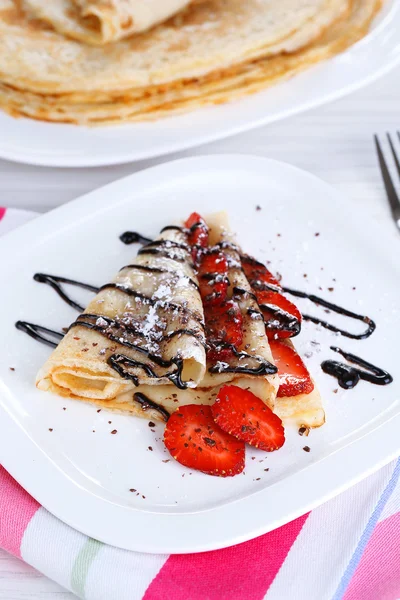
<box><xmin>257</xmin><ymin>291</ymin><xmax>302</xmax><ymax>339</ymax></box>
<box><xmin>269</xmin><ymin>340</ymin><xmax>314</xmax><ymax>398</ymax></box>
<box><xmin>198</xmin><ymin>251</ymin><xmax>229</xmax><ymax>304</ymax></box>
<box><xmin>164</xmin><ymin>405</ymin><xmax>245</xmax><ymax>477</ymax></box>
<box><xmin>211</xmin><ymin>385</ymin><xmax>285</xmax><ymax>452</ymax></box>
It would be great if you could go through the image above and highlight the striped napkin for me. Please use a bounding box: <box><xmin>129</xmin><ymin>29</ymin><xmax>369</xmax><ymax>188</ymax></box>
<box><xmin>1</xmin><ymin>207</ymin><xmax>399</xmax><ymax>600</ymax></box>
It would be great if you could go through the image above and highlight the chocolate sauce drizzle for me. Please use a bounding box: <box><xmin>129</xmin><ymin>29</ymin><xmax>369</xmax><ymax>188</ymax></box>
<box><xmin>108</xmin><ymin>353</ymin><xmax>187</xmax><ymax>390</ymax></box>
<box><xmin>321</xmin><ymin>346</ymin><xmax>393</xmax><ymax>389</ymax></box>
<box><xmin>15</xmin><ymin>321</ymin><xmax>64</xmax><ymax>348</ymax></box>
<box><xmin>208</xmin><ymin>343</ymin><xmax>277</xmax><ymax>376</ymax></box>
<box><xmin>133</xmin><ymin>392</ymin><xmax>170</xmax><ymax>422</ymax></box>
<box><xmin>119</xmin><ymin>231</ymin><xmax>153</xmax><ymax>245</ymax></box>
<box><xmin>34</xmin><ymin>273</ymin><xmax>100</xmax><ymax>312</ymax></box>
<box><xmin>283</xmin><ymin>287</ymin><xmax>376</xmax><ymax>340</ymax></box>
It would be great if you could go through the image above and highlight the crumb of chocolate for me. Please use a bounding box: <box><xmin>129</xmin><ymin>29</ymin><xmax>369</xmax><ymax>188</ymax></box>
<box><xmin>303</xmin><ymin>446</ymin><xmax>311</xmax><ymax>452</ymax></box>
<box><xmin>333</xmin><ymin>388</ymin><xmax>338</xmax><ymax>394</ymax></box>
<box><xmin>328</xmin><ymin>287</ymin><xmax>334</xmax><ymax>292</ymax></box>
<box><xmin>162</xmin><ymin>459</ymin><xmax>170</xmax><ymax>463</ymax></box>
<box><xmin>264</xmin><ymin>468</ymin><xmax>270</xmax><ymax>472</ymax></box>
<box><xmin>251</xmin><ymin>456</ymin><xmax>256</xmax><ymax>460</ymax></box>
<box><xmin>81</xmin><ymin>348</ymin><xmax>89</xmax><ymax>352</ymax></box>
<box><xmin>277</xmin><ymin>233</ymin><xmax>281</xmax><ymax>237</ymax></box>
<box><xmin>97</xmin><ymin>409</ymin><xmax>101</xmax><ymax>413</ymax></box>
<box><xmin>148</xmin><ymin>446</ymin><xmax>153</xmax><ymax>451</ymax></box>
<box><xmin>63</xmin><ymin>407</ymin><xmax>66</xmax><ymax>411</ymax></box>
<box><xmin>9</xmin><ymin>367</ymin><xmax>15</xmax><ymax>371</ymax></box>
<box><xmin>315</xmin><ymin>232</ymin><xmax>320</xmax><ymax>237</ymax></box>
<box><xmin>304</xmin><ymin>351</ymin><xmax>313</xmax><ymax>359</ymax></box>
<box><xmin>92</xmin><ymin>430</ymin><xmax>96</xmax><ymax>433</ymax></box>
<box><xmin>111</xmin><ymin>429</ymin><xmax>117</xmax><ymax>435</ymax></box>
<box><xmin>318</xmin><ymin>286</ymin><xmax>323</xmax><ymax>291</ymax></box>
<box><xmin>303</xmin><ymin>274</ymin><xmax>307</xmax><ymax>278</ymax></box>
<box><xmin>142</xmin><ymin>495</ymin><xmax>146</xmax><ymax>499</ymax></box>
<box><xmin>48</xmin><ymin>428</ymin><xmax>53</xmax><ymax>432</ymax></box>
<box><xmin>92</xmin><ymin>343</ymin><xmax>98</xmax><ymax>347</ymax></box>
<box><xmin>256</xmin><ymin>205</ymin><xmax>262</xmax><ymax>211</ymax></box>
<box><xmin>182</xmin><ymin>473</ymin><xmax>185</xmax><ymax>477</ymax></box>
<box><xmin>352</xmin><ymin>286</ymin><xmax>356</xmax><ymax>290</ymax></box>
<box><xmin>148</xmin><ymin>421</ymin><xmax>156</xmax><ymax>428</ymax></box>
<box><xmin>255</xmin><ymin>478</ymin><xmax>261</xmax><ymax>481</ymax></box>
<box><xmin>73</xmin><ymin>337</ymin><xmax>80</xmax><ymax>340</ymax></box>
<box><xmin>129</xmin><ymin>489</ymin><xmax>136</xmax><ymax>493</ymax></box>
<box><xmin>324</xmin><ymin>309</ymin><xmax>330</xmax><ymax>314</ymax></box>
<box><xmin>333</xmin><ymin>278</ymin><xmax>336</xmax><ymax>282</ymax></box>
<box><xmin>108</xmin><ymin>421</ymin><xmax>112</xmax><ymax>424</ymax></box>
<box><xmin>298</xmin><ymin>426</ymin><xmax>310</xmax><ymax>437</ymax></box>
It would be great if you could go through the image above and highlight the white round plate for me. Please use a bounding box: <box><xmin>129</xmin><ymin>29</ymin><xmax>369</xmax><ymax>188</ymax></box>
<box><xmin>0</xmin><ymin>155</ymin><xmax>399</xmax><ymax>553</ymax></box>
<box><xmin>0</xmin><ymin>1</ymin><xmax>399</xmax><ymax>167</ymax></box>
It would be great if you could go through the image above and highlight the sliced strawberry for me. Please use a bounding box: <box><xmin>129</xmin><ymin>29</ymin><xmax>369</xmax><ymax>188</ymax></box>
<box><xmin>269</xmin><ymin>340</ymin><xmax>314</xmax><ymax>398</ymax></box>
<box><xmin>241</xmin><ymin>256</ymin><xmax>281</xmax><ymax>290</ymax></box>
<box><xmin>185</xmin><ymin>212</ymin><xmax>209</xmax><ymax>260</ymax></box>
<box><xmin>164</xmin><ymin>404</ymin><xmax>245</xmax><ymax>477</ymax></box>
<box><xmin>212</xmin><ymin>385</ymin><xmax>285</xmax><ymax>452</ymax></box>
<box><xmin>198</xmin><ymin>251</ymin><xmax>229</xmax><ymax>304</ymax></box>
<box><xmin>205</xmin><ymin>300</ymin><xmax>243</xmax><ymax>348</ymax></box>
<box><xmin>257</xmin><ymin>291</ymin><xmax>302</xmax><ymax>339</ymax></box>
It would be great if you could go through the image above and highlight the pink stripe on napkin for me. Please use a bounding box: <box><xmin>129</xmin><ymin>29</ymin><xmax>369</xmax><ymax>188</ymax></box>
<box><xmin>343</xmin><ymin>511</ymin><xmax>400</xmax><ymax>600</ymax></box>
<box><xmin>144</xmin><ymin>513</ymin><xmax>308</xmax><ymax>600</ymax></box>
<box><xmin>0</xmin><ymin>207</ymin><xmax>6</xmax><ymax>221</ymax></box>
<box><xmin>0</xmin><ymin>467</ymin><xmax>40</xmax><ymax>558</ymax></box>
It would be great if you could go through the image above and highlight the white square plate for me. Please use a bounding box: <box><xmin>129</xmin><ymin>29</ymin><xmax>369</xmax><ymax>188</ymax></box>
<box><xmin>0</xmin><ymin>155</ymin><xmax>399</xmax><ymax>554</ymax></box>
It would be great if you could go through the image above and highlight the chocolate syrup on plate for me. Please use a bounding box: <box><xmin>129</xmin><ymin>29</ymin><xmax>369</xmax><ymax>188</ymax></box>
<box><xmin>119</xmin><ymin>231</ymin><xmax>153</xmax><ymax>245</ymax></box>
<box><xmin>15</xmin><ymin>321</ymin><xmax>64</xmax><ymax>348</ymax></box>
<box><xmin>283</xmin><ymin>287</ymin><xmax>376</xmax><ymax>340</ymax></box>
<box><xmin>321</xmin><ymin>346</ymin><xmax>393</xmax><ymax>389</ymax></box>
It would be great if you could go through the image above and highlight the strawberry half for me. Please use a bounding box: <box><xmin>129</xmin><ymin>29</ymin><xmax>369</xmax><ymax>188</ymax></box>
<box><xmin>269</xmin><ymin>340</ymin><xmax>314</xmax><ymax>398</ymax></box>
<box><xmin>205</xmin><ymin>300</ymin><xmax>243</xmax><ymax>349</ymax></box>
<box><xmin>241</xmin><ymin>256</ymin><xmax>281</xmax><ymax>290</ymax></box>
<box><xmin>185</xmin><ymin>212</ymin><xmax>209</xmax><ymax>261</ymax></box>
<box><xmin>212</xmin><ymin>385</ymin><xmax>285</xmax><ymax>452</ymax></box>
<box><xmin>164</xmin><ymin>405</ymin><xmax>245</xmax><ymax>477</ymax></box>
<box><xmin>198</xmin><ymin>251</ymin><xmax>229</xmax><ymax>305</ymax></box>
<box><xmin>257</xmin><ymin>291</ymin><xmax>302</xmax><ymax>339</ymax></box>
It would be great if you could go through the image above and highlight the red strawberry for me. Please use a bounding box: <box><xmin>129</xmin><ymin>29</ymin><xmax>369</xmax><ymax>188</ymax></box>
<box><xmin>257</xmin><ymin>291</ymin><xmax>302</xmax><ymax>339</ymax></box>
<box><xmin>198</xmin><ymin>251</ymin><xmax>229</xmax><ymax>304</ymax></box>
<box><xmin>269</xmin><ymin>340</ymin><xmax>314</xmax><ymax>398</ymax></box>
<box><xmin>205</xmin><ymin>300</ymin><xmax>243</xmax><ymax>348</ymax></box>
<box><xmin>241</xmin><ymin>256</ymin><xmax>281</xmax><ymax>290</ymax></box>
<box><xmin>212</xmin><ymin>385</ymin><xmax>285</xmax><ymax>452</ymax></box>
<box><xmin>164</xmin><ymin>405</ymin><xmax>245</xmax><ymax>477</ymax></box>
<box><xmin>185</xmin><ymin>212</ymin><xmax>209</xmax><ymax>258</ymax></box>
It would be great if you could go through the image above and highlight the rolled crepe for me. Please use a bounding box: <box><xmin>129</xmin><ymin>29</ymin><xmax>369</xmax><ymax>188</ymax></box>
<box><xmin>23</xmin><ymin>0</ymin><xmax>197</xmax><ymax>45</ymax></box>
<box><xmin>36</xmin><ymin>226</ymin><xmax>207</xmax><ymax>401</ymax></box>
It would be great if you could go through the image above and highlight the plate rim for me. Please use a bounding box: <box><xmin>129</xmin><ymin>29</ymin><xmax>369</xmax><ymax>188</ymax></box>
<box><xmin>0</xmin><ymin>154</ymin><xmax>399</xmax><ymax>554</ymax></box>
<box><xmin>0</xmin><ymin>1</ymin><xmax>399</xmax><ymax>168</ymax></box>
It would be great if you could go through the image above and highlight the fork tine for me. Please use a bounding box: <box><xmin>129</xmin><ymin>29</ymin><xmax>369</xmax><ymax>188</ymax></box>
<box><xmin>374</xmin><ymin>135</ymin><xmax>400</xmax><ymax>220</ymax></box>
<box><xmin>386</xmin><ymin>133</ymin><xmax>400</xmax><ymax>181</ymax></box>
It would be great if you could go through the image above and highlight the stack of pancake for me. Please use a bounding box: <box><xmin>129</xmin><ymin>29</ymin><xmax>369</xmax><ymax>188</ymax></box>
<box><xmin>0</xmin><ymin>0</ymin><xmax>382</xmax><ymax>125</ymax></box>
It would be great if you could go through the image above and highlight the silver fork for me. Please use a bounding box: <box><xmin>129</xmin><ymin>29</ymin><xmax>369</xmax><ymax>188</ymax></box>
<box><xmin>374</xmin><ymin>133</ymin><xmax>400</xmax><ymax>233</ymax></box>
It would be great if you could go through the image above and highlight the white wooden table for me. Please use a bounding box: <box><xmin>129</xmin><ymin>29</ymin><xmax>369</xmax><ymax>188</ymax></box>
<box><xmin>0</xmin><ymin>64</ymin><xmax>399</xmax><ymax>599</ymax></box>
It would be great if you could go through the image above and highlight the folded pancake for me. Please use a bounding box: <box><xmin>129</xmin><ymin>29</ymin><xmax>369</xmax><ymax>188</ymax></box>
<box><xmin>36</xmin><ymin>226</ymin><xmax>207</xmax><ymax>401</ymax></box>
<box><xmin>23</xmin><ymin>0</ymin><xmax>197</xmax><ymax>45</ymax></box>
<box><xmin>36</xmin><ymin>212</ymin><xmax>281</xmax><ymax>423</ymax></box>
<box><xmin>0</xmin><ymin>0</ymin><xmax>380</xmax><ymax>125</ymax></box>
